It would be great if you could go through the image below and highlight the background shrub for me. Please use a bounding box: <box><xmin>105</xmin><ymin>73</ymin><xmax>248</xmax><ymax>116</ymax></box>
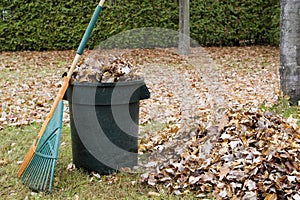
<box><xmin>0</xmin><ymin>0</ymin><xmax>280</xmax><ymax>51</ymax></box>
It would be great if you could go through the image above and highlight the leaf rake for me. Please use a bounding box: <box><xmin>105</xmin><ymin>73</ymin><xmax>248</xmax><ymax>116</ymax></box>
<box><xmin>20</xmin><ymin>100</ymin><xmax>63</xmax><ymax>192</ymax></box>
<box><xmin>17</xmin><ymin>0</ymin><xmax>106</xmax><ymax>192</ymax></box>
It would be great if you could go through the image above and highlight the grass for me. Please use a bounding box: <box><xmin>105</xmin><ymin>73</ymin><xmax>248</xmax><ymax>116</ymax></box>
<box><xmin>269</xmin><ymin>98</ymin><xmax>299</xmax><ymax>117</ymax></box>
<box><xmin>260</xmin><ymin>97</ymin><xmax>300</xmax><ymax>127</ymax></box>
<box><xmin>0</xmin><ymin>123</ymin><xmax>200</xmax><ymax>200</ymax></box>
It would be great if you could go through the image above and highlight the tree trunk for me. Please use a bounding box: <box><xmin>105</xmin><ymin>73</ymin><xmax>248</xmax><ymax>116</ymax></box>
<box><xmin>280</xmin><ymin>0</ymin><xmax>300</xmax><ymax>104</ymax></box>
<box><xmin>178</xmin><ymin>0</ymin><xmax>190</xmax><ymax>55</ymax></box>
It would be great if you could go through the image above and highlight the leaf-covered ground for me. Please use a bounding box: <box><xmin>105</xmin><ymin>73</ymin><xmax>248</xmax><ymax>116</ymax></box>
<box><xmin>0</xmin><ymin>46</ymin><xmax>280</xmax><ymax>129</ymax></box>
<box><xmin>1</xmin><ymin>46</ymin><xmax>299</xmax><ymax>199</ymax></box>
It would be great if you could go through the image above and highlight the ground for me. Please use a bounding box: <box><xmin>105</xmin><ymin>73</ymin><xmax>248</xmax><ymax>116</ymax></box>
<box><xmin>0</xmin><ymin>46</ymin><xmax>280</xmax><ymax>128</ymax></box>
<box><xmin>0</xmin><ymin>46</ymin><xmax>299</xmax><ymax>199</ymax></box>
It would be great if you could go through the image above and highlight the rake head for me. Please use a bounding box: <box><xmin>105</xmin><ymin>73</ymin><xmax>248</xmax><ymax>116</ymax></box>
<box><xmin>19</xmin><ymin>100</ymin><xmax>64</xmax><ymax>192</ymax></box>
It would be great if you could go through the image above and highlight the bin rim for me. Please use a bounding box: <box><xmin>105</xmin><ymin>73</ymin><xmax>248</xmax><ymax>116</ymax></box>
<box><xmin>69</xmin><ymin>78</ymin><xmax>145</xmax><ymax>87</ymax></box>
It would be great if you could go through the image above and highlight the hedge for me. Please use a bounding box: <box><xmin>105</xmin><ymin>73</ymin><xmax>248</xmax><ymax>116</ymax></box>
<box><xmin>0</xmin><ymin>0</ymin><xmax>280</xmax><ymax>51</ymax></box>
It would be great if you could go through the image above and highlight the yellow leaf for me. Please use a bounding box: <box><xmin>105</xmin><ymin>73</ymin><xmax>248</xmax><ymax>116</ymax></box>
<box><xmin>264</xmin><ymin>193</ymin><xmax>277</xmax><ymax>200</ymax></box>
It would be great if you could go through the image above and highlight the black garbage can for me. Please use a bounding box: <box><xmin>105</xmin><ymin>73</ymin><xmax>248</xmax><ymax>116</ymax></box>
<box><xmin>63</xmin><ymin>79</ymin><xmax>150</xmax><ymax>174</ymax></box>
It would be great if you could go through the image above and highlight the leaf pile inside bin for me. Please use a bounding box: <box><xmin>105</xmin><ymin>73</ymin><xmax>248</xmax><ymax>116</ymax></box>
<box><xmin>140</xmin><ymin>108</ymin><xmax>300</xmax><ymax>199</ymax></box>
<box><xmin>72</xmin><ymin>53</ymin><xmax>141</xmax><ymax>83</ymax></box>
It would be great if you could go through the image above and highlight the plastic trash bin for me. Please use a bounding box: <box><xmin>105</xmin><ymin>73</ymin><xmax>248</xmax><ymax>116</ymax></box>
<box><xmin>63</xmin><ymin>79</ymin><xmax>150</xmax><ymax>174</ymax></box>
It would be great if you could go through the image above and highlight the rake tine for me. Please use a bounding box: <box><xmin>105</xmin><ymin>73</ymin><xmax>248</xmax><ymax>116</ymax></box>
<box><xmin>42</xmin><ymin>157</ymin><xmax>52</xmax><ymax>191</ymax></box>
<box><xmin>39</xmin><ymin>147</ymin><xmax>51</xmax><ymax>191</ymax></box>
<box><xmin>47</xmin><ymin>145</ymin><xmax>56</xmax><ymax>191</ymax></box>
<box><xmin>48</xmin><ymin>161</ymin><xmax>55</xmax><ymax>191</ymax></box>
<box><xmin>44</xmin><ymin>138</ymin><xmax>55</xmax><ymax>191</ymax></box>
<box><xmin>29</xmin><ymin>158</ymin><xmax>41</xmax><ymax>190</ymax></box>
<box><xmin>35</xmin><ymin>157</ymin><xmax>45</xmax><ymax>190</ymax></box>
<box><xmin>21</xmin><ymin>165</ymin><xmax>29</xmax><ymax>183</ymax></box>
<box><xmin>24</xmin><ymin>160</ymin><xmax>36</xmax><ymax>187</ymax></box>
<box><xmin>35</xmin><ymin>157</ymin><xmax>46</xmax><ymax>190</ymax></box>
<box><xmin>38</xmin><ymin>138</ymin><xmax>56</xmax><ymax>191</ymax></box>
<box><xmin>39</xmin><ymin>148</ymin><xmax>49</xmax><ymax>190</ymax></box>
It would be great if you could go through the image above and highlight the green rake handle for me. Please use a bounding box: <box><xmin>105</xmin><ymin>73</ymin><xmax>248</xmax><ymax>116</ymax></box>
<box><xmin>76</xmin><ymin>1</ymin><xmax>104</xmax><ymax>55</ymax></box>
<box><xmin>67</xmin><ymin>0</ymin><xmax>105</xmax><ymax>80</ymax></box>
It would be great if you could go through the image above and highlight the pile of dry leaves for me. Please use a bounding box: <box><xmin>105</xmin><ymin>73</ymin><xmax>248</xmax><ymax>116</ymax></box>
<box><xmin>72</xmin><ymin>53</ymin><xmax>141</xmax><ymax>83</ymax></box>
<box><xmin>140</xmin><ymin>108</ymin><xmax>300</xmax><ymax>199</ymax></box>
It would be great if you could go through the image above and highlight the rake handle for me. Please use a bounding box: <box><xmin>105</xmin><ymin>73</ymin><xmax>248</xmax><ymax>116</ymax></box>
<box><xmin>76</xmin><ymin>0</ymin><xmax>105</xmax><ymax>56</ymax></box>
<box><xmin>67</xmin><ymin>0</ymin><xmax>105</xmax><ymax>80</ymax></box>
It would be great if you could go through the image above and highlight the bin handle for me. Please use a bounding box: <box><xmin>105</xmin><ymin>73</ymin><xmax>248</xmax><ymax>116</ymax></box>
<box><xmin>139</xmin><ymin>84</ymin><xmax>150</xmax><ymax>100</ymax></box>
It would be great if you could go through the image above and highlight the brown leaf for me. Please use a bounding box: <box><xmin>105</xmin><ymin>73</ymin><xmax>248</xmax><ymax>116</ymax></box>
<box><xmin>218</xmin><ymin>166</ymin><xmax>230</xmax><ymax>180</ymax></box>
<box><xmin>147</xmin><ymin>191</ymin><xmax>160</xmax><ymax>197</ymax></box>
